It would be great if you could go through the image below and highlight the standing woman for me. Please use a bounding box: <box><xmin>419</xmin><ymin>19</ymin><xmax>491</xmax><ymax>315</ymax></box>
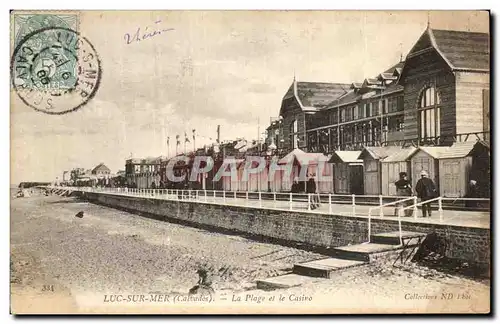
<box><xmin>394</xmin><ymin>172</ymin><xmax>412</xmax><ymax>216</ymax></box>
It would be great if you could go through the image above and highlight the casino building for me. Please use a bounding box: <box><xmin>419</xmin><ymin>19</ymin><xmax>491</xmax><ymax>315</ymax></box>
<box><xmin>268</xmin><ymin>26</ymin><xmax>490</xmax><ymax>154</ymax></box>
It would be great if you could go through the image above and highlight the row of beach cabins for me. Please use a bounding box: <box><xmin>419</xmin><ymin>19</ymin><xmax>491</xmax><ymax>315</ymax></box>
<box><xmin>130</xmin><ymin>140</ymin><xmax>490</xmax><ymax>199</ymax></box>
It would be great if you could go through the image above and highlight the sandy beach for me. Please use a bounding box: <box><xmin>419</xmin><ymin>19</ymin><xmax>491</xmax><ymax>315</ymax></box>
<box><xmin>10</xmin><ymin>191</ymin><xmax>490</xmax><ymax>314</ymax></box>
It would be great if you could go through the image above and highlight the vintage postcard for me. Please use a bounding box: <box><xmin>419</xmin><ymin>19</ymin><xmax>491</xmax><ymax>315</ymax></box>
<box><xmin>10</xmin><ymin>10</ymin><xmax>491</xmax><ymax>314</ymax></box>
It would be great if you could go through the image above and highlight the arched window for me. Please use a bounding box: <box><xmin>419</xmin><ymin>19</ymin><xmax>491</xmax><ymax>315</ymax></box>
<box><xmin>289</xmin><ymin>119</ymin><xmax>298</xmax><ymax>149</ymax></box>
<box><xmin>418</xmin><ymin>86</ymin><xmax>441</xmax><ymax>140</ymax></box>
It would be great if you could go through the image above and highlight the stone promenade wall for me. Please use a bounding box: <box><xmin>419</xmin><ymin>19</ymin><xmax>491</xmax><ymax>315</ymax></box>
<box><xmin>81</xmin><ymin>192</ymin><xmax>490</xmax><ymax>268</ymax></box>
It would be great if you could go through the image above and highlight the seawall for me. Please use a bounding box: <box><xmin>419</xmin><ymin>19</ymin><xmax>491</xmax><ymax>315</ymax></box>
<box><xmin>80</xmin><ymin>192</ymin><xmax>490</xmax><ymax>269</ymax></box>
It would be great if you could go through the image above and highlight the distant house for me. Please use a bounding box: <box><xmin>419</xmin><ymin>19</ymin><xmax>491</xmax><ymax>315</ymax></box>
<box><xmin>92</xmin><ymin>163</ymin><xmax>111</xmax><ymax>176</ymax></box>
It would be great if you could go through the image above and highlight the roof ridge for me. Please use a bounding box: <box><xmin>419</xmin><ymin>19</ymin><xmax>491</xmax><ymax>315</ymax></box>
<box><xmin>427</xmin><ymin>28</ymin><xmax>455</xmax><ymax>71</ymax></box>
<box><xmin>297</xmin><ymin>81</ymin><xmax>351</xmax><ymax>86</ymax></box>
<box><xmin>430</xmin><ymin>28</ymin><xmax>489</xmax><ymax>36</ymax></box>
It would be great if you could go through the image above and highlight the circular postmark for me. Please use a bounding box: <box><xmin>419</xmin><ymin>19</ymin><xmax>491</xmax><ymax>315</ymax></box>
<box><xmin>11</xmin><ymin>26</ymin><xmax>101</xmax><ymax>115</ymax></box>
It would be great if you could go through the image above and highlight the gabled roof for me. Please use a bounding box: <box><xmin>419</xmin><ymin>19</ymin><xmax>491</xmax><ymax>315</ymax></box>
<box><xmin>381</xmin><ymin>147</ymin><xmax>418</xmax><ymax>163</ymax></box>
<box><xmin>328</xmin><ymin>151</ymin><xmax>363</xmax><ymax>164</ymax></box>
<box><xmin>280</xmin><ymin>80</ymin><xmax>350</xmax><ymax>115</ymax></box>
<box><xmin>413</xmin><ymin>146</ymin><xmax>449</xmax><ymax>159</ymax></box>
<box><xmin>92</xmin><ymin>163</ymin><xmax>110</xmax><ymax>173</ymax></box>
<box><xmin>468</xmin><ymin>140</ymin><xmax>490</xmax><ymax>157</ymax></box>
<box><xmin>358</xmin><ymin>146</ymin><xmax>403</xmax><ymax>160</ymax></box>
<box><xmin>323</xmin><ymin>61</ymin><xmax>405</xmax><ymax>110</ymax></box>
<box><xmin>408</xmin><ymin>141</ymin><xmax>486</xmax><ymax>160</ymax></box>
<box><xmin>377</xmin><ymin>73</ymin><xmax>398</xmax><ymax>81</ymax></box>
<box><xmin>143</xmin><ymin>156</ymin><xmax>163</xmax><ymax>164</ymax></box>
<box><xmin>278</xmin><ymin>148</ymin><xmax>327</xmax><ymax>166</ymax></box>
<box><xmin>403</xmin><ymin>27</ymin><xmax>489</xmax><ymax>75</ymax></box>
<box><xmin>437</xmin><ymin>141</ymin><xmax>478</xmax><ymax>159</ymax></box>
<box><xmin>383</xmin><ymin>61</ymin><xmax>405</xmax><ymax>74</ymax></box>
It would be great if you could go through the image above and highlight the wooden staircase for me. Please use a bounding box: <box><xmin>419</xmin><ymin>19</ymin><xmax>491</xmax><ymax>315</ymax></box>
<box><xmin>256</xmin><ymin>231</ymin><xmax>427</xmax><ymax>290</ymax></box>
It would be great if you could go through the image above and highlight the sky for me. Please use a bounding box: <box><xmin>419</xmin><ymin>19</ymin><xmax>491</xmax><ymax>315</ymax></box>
<box><xmin>10</xmin><ymin>10</ymin><xmax>489</xmax><ymax>183</ymax></box>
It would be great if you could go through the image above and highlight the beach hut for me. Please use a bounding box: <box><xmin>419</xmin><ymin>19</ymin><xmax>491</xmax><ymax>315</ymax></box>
<box><xmin>407</xmin><ymin>146</ymin><xmax>445</xmax><ymax>194</ymax></box>
<box><xmin>245</xmin><ymin>159</ymin><xmax>270</xmax><ymax>192</ymax></box>
<box><xmin>277</xmin><ymin>148</ymin><xmax>326</xmax><ymax>192</ymax></box>
<box><xmin>307</xmin><ymin>154</ymin><xmax>333</xmax><ymax>193</ymax></box>
<box><xmin>221</xmin><ymin>159</ymin><xmax>244</xmax><ymax>191</ymax></box>
<box><xmin>436</xmin><ymin>141</ymin><xmax>487</xmax><ymax>198</ymax></box>
<box><xmin>358</xmin><ymin>146</ymin><xmax>402</xmax><ymax>195</ymax></box>
<box><xmin>380</xmin><ymin>147</ymin><xmax>418</xmax><ymax>196</ymax></box>
<box><xmin>468</xmin><ymin>140</ymin><xmax>490</xmax><ymax>198</ymax></box>
<box><xmin>328</xmin><ymin>151</ymin><xmax>364</xmax><ymax>194</ymax></box>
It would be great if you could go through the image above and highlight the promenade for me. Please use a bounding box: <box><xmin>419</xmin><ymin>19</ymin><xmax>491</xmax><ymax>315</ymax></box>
<box><xmin>54</xmin><ymin>187</ymin><xmax>490</xmax><ymax>229</ymax></box>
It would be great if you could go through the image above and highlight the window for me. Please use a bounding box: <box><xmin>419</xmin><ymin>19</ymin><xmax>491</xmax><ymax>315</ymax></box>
<box><xmin>340</xmin><ymin>108</ymin><xmax>346</xmax><ymax>122</ymax></box>
<box><xmin>330</xmin><ymin>109</ymin><xmax>338</xmax><ymax>125</ymax></box>
<box><xmin>366</xmin><ymin>160</ymin><xmax>378</xmax><ymax>172</ymax></box>
<box><xmin>397</xmin><ymin>96</ymin><xmax>404</xmax><ymax>111</ymax></box>
<box><xmin>418</xmin><ymin>86</ymin><xmax>441</xmax><ymax>139</ymax></box>
<box><xmin>289</xmin><ymin>119</ymin><xmax>298</xmax><ymax>148</ymax></box>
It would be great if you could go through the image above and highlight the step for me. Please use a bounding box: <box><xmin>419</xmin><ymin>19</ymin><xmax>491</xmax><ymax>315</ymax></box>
<box><xmin>332</xmin><ymin>243</ymin><xmax>400</xmax><ymax>262</ymax></box>
<box><xmin>371</xmin><ymin>231</ymin><xmax>427</xmax><ymax>245</ymax></box>
<box><xmin>256</xmin><ymin>273</ymin><xmax>317</xmax><ymax>291</ymax></box>
<box><xmin>293</xmin><ymin>257</ymin><xmax>366</xmax><ymax>278</ymax></box>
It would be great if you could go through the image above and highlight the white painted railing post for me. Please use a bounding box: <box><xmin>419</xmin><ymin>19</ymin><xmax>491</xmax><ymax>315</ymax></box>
<box><xmin>379</xmin><ymin>195</ymin><xmax>384</xmax><ymax>217</ymax></box>
<box><xmin>234</xmin><ymin>191</ymin><xmax>237</xmax><ymax>200</ymax></box>
<box><xmin>258</xmin><ymin>191</ymin><xmax>262</xmax><ymax>208</ymax></box>
<box><xmin>307</xmin><ymin>194</ymin><xmax>311</xmax><ymax>211</ymax></box>
<box><xmin>329</xmin><ymin>194</ymin><xmax>332</xmax><ymax>214</ymax></box>
<box><xmin>246</xmin><ymin>191</ymin><xmax>249</xmax><ymax>207</ymax></box>
<box><xmin>413</xmin><ymin>196</ymin><xmax>418</xmax><ymax>219</ymax></box>
<box><xmin>398</xmin><ymin>211</ymin><xmax>403</xmax><ymax>246</ymax></box>
<box><xmin>289</xmin><ymin>193</ymin><xmax>293</xmax><ymax>211</ymax></box>
<box><xmin>223</xmin><ymin>190</ymin><xmax>226</xmax><ymax>204</ymax></box>
<box><xmin>352</xmin><ymin>194</ymin><xmax>356</xmax><ymax>216</ymax></box>
<box><xmin>204</xmin><ymin>190</ymin><xmax>207</xmax><ymax>202</ymax></box>
<box><xmin>273</xmin><ymin>192</ymin><xmax>276</xmax><ymax>208</ymax></box>
<box><xmin>438</xmin><ymin>197</ymin><xmax>443</xmax><ymax>222</ymax></box>
<box><xmin>368</xmin><ymin>210</ymin><xmax>372</xmax><ymax>243</ymax></box>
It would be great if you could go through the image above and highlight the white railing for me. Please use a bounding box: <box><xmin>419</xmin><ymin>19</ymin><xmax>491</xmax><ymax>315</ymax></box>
<box><xmin>48</xmin><ymin>186</ymin><xmax>410</xmax><ymax>216</ymax></box>
<box><xmin>367</xmin><ymin>196</ymin><xmax>417</xmax><ymax>245</ymax></box>
<box><xmin>401</xmin><ymin>196</ymin><xmax>444</xmax><ymax>222</ymax></box>
<box><xmin>44</xmin><ymin>186</ymin><xmax>489</xmax><ymax>222</ymax></box>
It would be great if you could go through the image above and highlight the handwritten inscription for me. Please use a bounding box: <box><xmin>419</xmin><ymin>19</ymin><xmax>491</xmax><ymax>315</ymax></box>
<box><xmin>124</xmin><ymin>20</ymin><xmax>175</xmax><ymax>45</ymax></box>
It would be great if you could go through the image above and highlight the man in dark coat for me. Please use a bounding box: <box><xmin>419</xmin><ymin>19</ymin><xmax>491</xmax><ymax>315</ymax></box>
<box><xmin>465</xmin><ymin>179</ymin><xmax>479</xmax><ymax>208</ymax></box>
<box><xmin>306</xmin><ymin>175</ymin><xmax>319</xmax><ymax>210</ymax></box>
<box><xmin>415</xmin><ymin>170</ymin><xmax>437</xmax><ymax>218</ymax></box>
<box><xmin>291</xmin><ymin>177</ymin><xmax>300</xmax><ymax>194</ymax></box>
